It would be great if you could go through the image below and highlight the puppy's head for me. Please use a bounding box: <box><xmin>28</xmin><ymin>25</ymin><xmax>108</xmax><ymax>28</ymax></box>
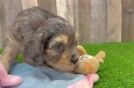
<box><xmin>39</xmin><ymin>18</ymin><xmax>79</xmax><ymax>72</ymax></box>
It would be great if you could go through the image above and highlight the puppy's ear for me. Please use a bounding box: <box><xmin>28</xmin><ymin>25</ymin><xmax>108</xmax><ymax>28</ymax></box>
<box><xmin>24</xmin><ymin>29</ymin><xmax>51</xmax><ymax>66</ymax></box>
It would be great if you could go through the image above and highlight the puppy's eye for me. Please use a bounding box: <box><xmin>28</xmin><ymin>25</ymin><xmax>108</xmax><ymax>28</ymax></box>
<box><xmin>52</xmin><ymin>42</ymin><xmax>64</xmax><ymax>51</ymax></box>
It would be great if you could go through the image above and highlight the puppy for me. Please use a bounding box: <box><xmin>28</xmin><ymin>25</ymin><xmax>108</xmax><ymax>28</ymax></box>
<box><xmin>0</xmin><ymin>6</ymin><xmax>79</xmax><ymax>72</ymax></box>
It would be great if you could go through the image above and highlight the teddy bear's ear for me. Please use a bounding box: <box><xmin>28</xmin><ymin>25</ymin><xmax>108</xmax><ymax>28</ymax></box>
<box><xmin>77</xmin><ymin>45</ymin><xmax>87</xmax><ymax>55</ymax></box>
<box><xmin>95</xmin><ymin>51</ymin><xmax>106</xmax><ymax>60</ymax></box>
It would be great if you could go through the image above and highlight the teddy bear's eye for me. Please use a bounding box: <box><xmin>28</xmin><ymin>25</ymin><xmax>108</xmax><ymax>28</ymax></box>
<box><xmin>80</xmin><ymin>56</ymin><xmax>85</xmax><ymax>60</ymax></box>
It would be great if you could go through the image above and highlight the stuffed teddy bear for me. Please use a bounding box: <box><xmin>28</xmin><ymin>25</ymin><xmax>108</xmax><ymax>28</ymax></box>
<box><xmin>74</xmin><ymin>45</ymin><xmax>106</xmax><ymax>74</ymax></box>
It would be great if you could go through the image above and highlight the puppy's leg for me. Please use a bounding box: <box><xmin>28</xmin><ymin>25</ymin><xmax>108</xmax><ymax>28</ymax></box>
<box><xmin>0</xmin><ymin>39</ymin><xmax>21</xmax><ymax>72</ymax></box>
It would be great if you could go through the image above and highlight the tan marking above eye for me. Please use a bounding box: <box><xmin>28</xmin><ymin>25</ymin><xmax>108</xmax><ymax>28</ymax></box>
<box><xmin>49</xmin><ymin>34</ymin><xmax>68</xmax><ymax>48</ymax></box>
<box><xmin>55</xmin><ymin>34</ymin><xmax>68</xmax><ymax>44</ymax></box>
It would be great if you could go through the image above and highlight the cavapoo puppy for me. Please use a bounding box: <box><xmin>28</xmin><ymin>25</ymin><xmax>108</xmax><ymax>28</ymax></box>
<box><xmin>0</xmin><ymin>6</ymin><xmax>79</xmax><ymax>72</ymax></box>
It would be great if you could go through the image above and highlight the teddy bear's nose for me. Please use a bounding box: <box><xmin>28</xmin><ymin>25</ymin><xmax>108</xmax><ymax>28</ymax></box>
<box><xmin>71</xmin><ymin>54</ymin><xmax>78</xmax><ymax>64</ymax></box>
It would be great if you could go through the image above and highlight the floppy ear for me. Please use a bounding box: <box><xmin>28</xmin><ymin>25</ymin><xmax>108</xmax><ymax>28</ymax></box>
<box><xmin>23</xmin><ymin>25</ymin><xmax>51</xmax><ymax>66</ymax></box>
<box><xmin>23</xmin><ymin>34</ymin><xmax>45</xmax><ymax>66</ymax></box>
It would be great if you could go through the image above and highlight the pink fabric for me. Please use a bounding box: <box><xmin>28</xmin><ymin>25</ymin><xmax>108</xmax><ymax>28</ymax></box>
<box><xmin>0</xmin><ymin>61</ymin><xmax>22</xmax><ymax>87</ymax></box>
<box><xmin>69</xmin><ymin>74</ymin><xmax>99</xmax><ymax>88</ymax></box>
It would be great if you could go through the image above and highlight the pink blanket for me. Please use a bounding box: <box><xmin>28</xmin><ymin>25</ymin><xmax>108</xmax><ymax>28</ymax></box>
<box><xmin>69</xmin><ymin>74</ymin><xmax>99</xmax><ymax>88</ymax></box>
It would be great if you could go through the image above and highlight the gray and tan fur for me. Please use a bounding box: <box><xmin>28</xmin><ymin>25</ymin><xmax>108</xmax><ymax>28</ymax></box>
<box><xmin>0</xmin><ymin>7</ymin><xmax>79</xmax><ymax>72</ymax></box>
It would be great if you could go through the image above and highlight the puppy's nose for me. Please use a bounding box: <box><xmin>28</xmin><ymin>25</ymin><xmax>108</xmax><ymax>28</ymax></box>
<box><xmin>71</xmin><ymin>54</ymin><xmax>78</xmax><ymax>64</ymax></box>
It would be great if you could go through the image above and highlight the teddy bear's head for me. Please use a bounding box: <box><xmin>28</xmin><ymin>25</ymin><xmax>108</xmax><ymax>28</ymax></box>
<box><xmin>74</xmin><ymin>51</ymin><xmax>106</xmax><ymax>74</ymax></box>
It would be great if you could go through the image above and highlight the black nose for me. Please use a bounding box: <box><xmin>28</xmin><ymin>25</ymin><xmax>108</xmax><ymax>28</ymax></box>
<box><xmin>71</xmin><ymin>54</ymin><xmax>78</xmax><ymax>64</ymax></box>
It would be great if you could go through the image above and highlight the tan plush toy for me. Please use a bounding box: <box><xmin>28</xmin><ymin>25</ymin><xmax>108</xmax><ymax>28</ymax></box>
<box><xmin>76</xmin><ymin>45</ymin><xmax>88</xmax><ymax>55</ymax></box>
<box><xmin>74</xmin><ymin>45</ymin><xmax>106</xmax><ymax>74</ymax></box>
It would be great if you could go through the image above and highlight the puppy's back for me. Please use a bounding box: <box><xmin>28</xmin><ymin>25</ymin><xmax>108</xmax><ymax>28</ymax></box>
<box><xmin>9</xmin><ymin>6</ymin><xmax>57</xmax><ymax>43</ymax></box>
